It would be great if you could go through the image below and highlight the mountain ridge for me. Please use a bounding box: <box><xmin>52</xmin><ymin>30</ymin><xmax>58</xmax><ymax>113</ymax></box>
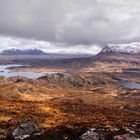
<box><xmin>98</xmin><ymin>44</ymin><xmax>140</xmax><ymax>55</ymax></box>
<box><xmin>1</xmin><ymin>48</ymin><xmax>46</xmax><ymax>55</ymax></box>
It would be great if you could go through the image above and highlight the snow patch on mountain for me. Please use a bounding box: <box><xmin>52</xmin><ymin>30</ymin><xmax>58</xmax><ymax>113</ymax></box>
<box><xmin>99</xmin><ymin>43</ymin><xmax>140</xmax><ymax>54</ymax></box>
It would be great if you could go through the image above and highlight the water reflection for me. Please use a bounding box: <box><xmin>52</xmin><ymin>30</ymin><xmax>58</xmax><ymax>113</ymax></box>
<box><xmin>118</xmin><ymin>80</ymin><xmax>140</xmax><ymax>90</ymax></box>
<box><xmin>0</xmin><ymin>64</ymin><xmax>47</xmax><ymax>80</ymax></box>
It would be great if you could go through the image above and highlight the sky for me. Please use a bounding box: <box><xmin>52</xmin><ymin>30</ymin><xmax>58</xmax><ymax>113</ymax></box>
<box><xmin>0</xmin><ymin>0</ymin><xmax>140</xmax><ymax>54</ymax></box>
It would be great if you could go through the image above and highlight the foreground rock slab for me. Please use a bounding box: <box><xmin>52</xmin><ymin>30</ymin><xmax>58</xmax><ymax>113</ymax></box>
<box><xmin>79</xmin><ymin>128</ymin><xmax>140</xmax><ymax>140</ymax></box>
<box><xmin>11</xmin><ymin>119</ymin><xmax>44</xmax><ymax>140</ymax></box>
<box><xmin>79</xmin><ymin>129</ymin><xmax>99</xmax><ymax>140</ymax></box>
<box><xmin>113</xmin><ymin>134</ymin><xmax>140</xmax><ymax>140</ymax></box>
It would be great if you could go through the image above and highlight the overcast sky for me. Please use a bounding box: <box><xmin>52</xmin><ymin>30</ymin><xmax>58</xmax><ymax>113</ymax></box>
<box><xmin>0</xmin><ymin>0</ymin><xmax>140</xmax><ymax>54</ymax></box>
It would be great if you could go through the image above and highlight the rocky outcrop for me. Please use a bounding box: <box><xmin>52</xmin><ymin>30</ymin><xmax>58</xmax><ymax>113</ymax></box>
<box><xmin>79</xmin><ymin>129</ymin><xmax>99</xmax><ymax>140</ymax></box>
<box><xmin>0</xmin><ymin>128</ymin><xmax>7</xmax><ymax>139</ymax></box>
<box><xmin>39</xmin><ymin>72</ymin><xmax>112</xmax><ymax>88</ymax></box>
<box><xmin>113</xmin><ymin>134</ymin><xmax>139</xmax><ymax>140</ymax></box>
<box><xmin>10</xmin><ymin>119</ymin><xmax>44</xmax><ymax>140</ymax></box>
<box><xmin>39</xmin><ymin>73</ymin><xmax>87</xmax><ymax>87</ymax></box>
<box><xmin>3</xmin><ymin>121</ymin><xmax>140</xmax><ymax>140</ymax></box>
<box><xmin>79</xmin><ymin>128</ymin><xmax>140</xmax><ymax>140</ymax></box>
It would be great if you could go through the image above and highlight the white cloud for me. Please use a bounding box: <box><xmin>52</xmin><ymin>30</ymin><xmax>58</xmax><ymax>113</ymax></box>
<box><xmin>0</xmin><ymin>36</ymin><xmax>101</xmax><ymax>54</ymax></box>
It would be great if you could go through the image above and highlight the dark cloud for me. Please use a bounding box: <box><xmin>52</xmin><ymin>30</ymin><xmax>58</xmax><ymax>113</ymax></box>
<box><xmin>0</xmin><ymin>0</ymin><xmax>140</xmax><ymax>45</ymax></box>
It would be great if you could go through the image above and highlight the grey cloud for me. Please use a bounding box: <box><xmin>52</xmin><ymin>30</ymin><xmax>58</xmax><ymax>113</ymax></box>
<box><xmin>0</xmin><ymin>36</ymin><xmax>101</xmax><ymax>54</ymax></box>
<box><xmin>0</xmin><ymin>0</ymin><xmax>140</xmax><ymax>45</ymax></box>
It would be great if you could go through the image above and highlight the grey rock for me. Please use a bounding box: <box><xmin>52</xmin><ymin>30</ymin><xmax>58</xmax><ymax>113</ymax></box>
<box><xmin>79</xmin><ymin>129</ymin><xmax>99</xmax><ymax>140</ymax></box>
<box><xmin>113</xmin><ymin>134</ymin><xmax>140</xmax><ymax>140</ymax></box>
<box><xmin>0</xmin><ymin>128</ymin><xmax>7</xmax><ymax>139</ymax></box>
<box><xmin>12</xmin><ymin>119</ymin><xmax>44</xmax><ymax>140</ymax></box>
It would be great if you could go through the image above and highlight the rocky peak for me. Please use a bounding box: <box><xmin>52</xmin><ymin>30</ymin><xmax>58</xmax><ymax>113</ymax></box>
<box><xmin>101</xmin><ymin>45</ymin><xmax>114</xmax><ymax>53</ymax></box>
<box><xmin>98</xmin><ymin>43</ymin><xmax>140</xmax><ymax>55</ymax></box>
<box><xmin>98</xmin><ymin>45</ymin><xmax>119</xmax><ymax>55</ymax></box>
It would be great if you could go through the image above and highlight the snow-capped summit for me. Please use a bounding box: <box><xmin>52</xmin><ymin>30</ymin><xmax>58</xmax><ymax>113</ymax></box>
<box><xmin>98</xmin><ymin>43</ymin><xmax>140</xmax><ymax>55</ymax></box>
<box><xmin>99</xmin><ymin>45</ymin><xmax>118</xmax><ymax>54</ymax></box>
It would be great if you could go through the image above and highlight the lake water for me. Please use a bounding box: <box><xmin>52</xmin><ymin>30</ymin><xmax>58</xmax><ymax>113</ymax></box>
<box><xmin>1</xmin><ymin>64</ymin><xmax>140</xmax><ymax>89</ymax></box>
<box><xmin>0</xmin><ymin>64</ymin><xmax>47</xmax><ymax>80</ymax></box>
<box><xmin>124</xmin><ymin>71</ymin><xmax>140</xmax><ymax>76</ymax></box>
<box><xmin>118</xmin><ymin>80</ymin><xmax>140</xmax><ymax>90</ymax></box>
<box><xmin>118</xmin><ymin>70</ymin><xmax>140</xmax><ymax>89</ymax></box>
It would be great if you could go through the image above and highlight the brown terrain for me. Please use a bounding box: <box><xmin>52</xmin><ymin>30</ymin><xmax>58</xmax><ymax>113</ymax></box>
<box><xmin>0</xmin><ymin>53</ymin><xmax>139</xmax><ymax>139</ymax></box>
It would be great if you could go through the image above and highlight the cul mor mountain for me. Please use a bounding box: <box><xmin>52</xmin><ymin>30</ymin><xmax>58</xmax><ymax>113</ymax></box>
<box><xmin>98</xmin><ymin>43</ymin><xmax>140</xmax><ymax>55</ymax></box>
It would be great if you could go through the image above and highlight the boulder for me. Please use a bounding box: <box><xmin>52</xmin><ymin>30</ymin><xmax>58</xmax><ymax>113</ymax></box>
<box><xmin>11</xmin><ymin>119</ymin><xmax>44</xmax><ymax>140</ymax></box>
<box><xmin>79</xmin><ymin>128</ymin><xmax>140</xmax><ymax>140</ymax></box>
<box><xmin>113</xmin><ymin>134</ymin><xmax>140</xmax><ymax>140</ymax></box>
<box><xmin>0</xmin><ymin>128</ymin><xmax>7</xmax><ymax>139</ymax></box>
<box><xmin>79</xmin><ymin>129</ymin><xmax>99</xmax><ymax>140</ymax></box>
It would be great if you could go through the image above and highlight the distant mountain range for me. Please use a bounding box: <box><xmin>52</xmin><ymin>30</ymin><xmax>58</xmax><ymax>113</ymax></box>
<box><xmin>1</xmin><ymin>48</ymin><xmax>46</xmax><ymax>55</ymax></box>
<box><xmin>98</xmin><ymin>43</ymin><xmax>140</xmax><ymax>55</ymax></box>
<box><xmin>0</xmin><ymin>48</ymin><xmax>92</xmax><ymax>59</ymax></box>
<box><xmin>1</xmin><ymin>43</ymin><xmax>140</xmax><ymax>56</ymax></box>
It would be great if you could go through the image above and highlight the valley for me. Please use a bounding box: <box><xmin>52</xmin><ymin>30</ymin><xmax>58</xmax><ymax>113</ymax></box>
<box><xmin>0</xmin><ymin>47</ymin><xmax>139</xmax><ymax>139</ymax></box>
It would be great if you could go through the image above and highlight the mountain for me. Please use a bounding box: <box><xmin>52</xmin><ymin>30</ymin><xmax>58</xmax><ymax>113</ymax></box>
<box><xmin>0</xmin><ymin>48</ymin><xmax>92</xmax><ymax>59</ymax></box>
<box><xmin>98</xmin><ymin>45</ymin><xmax>119</xmax><ymax>55</ymax></box>
<box><xmin>1</xmin><ymin>48</ymin><xmax>46</xmax><ymax>55</ymax></box>
<box><xmin>98</xmin><ymin>43</ymin><xmax>140</xmax><ymax>55</ymax></box>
